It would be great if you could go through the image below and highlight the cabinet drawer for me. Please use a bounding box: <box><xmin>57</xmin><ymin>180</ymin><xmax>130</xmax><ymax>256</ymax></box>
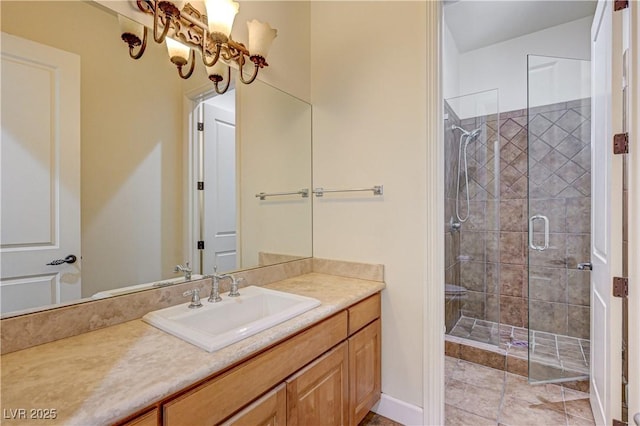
<box><xmin>348</xmin><ymin>293</ymin><xmax>381</xmax><ymax>335</ymax></box>
<box><xmin>221</xmin><ymin>383</ymin><xmax>286</xmax><ymax>426</ymax></box>
<box><xmin>163</xmin><ymin>311</ymin><xmax>347</xmax><ymax>426</ymax></box>
<box><xmin>122</xmin><ymin>408</ymin><xmax>158</xmax><ymax>426</ymax></box>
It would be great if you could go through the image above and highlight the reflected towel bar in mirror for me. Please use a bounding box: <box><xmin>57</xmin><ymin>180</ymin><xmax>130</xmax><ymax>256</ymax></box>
<box><xmin>313</xmin><ymin>185</ymin><xmax>384</xmax><ymax>197</ymax></box>
<box><xmin>255</xmin><ymin>189</ymin><xmax>310</xmax><ymax>200</ymax></box>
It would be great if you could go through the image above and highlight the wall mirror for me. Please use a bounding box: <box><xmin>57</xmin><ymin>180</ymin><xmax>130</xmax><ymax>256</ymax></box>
<box><xmin>0</xmin><ymin>0</ymin><xmax>312</xmax><ymax>318</ymax></box>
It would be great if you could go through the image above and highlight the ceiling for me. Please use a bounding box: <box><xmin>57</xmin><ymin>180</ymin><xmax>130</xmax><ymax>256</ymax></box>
<box><xmin>444</xmin><ymin>1</ymin><xmax>597</xmax><ymax>53</ymax></box>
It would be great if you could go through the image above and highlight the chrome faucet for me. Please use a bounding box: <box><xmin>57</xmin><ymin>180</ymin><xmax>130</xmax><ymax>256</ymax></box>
<box><xmin>174</xmin><ymin>262</ymin><xmax>192</xmax><ymax>280</ymax></box>
<box><xmin>205</xmin><ymin>267</ymin><xmax>242</xmax><ymax>301</ymax></box>
<box><xmin>205</xmin><ymin>267</ymin><xmax>224</xmax><ymax>303</ymax></box>
<box><xmin>183</xmin><ymin>288</ymin><xmax>202</xmax><ymax>309</ymax></box>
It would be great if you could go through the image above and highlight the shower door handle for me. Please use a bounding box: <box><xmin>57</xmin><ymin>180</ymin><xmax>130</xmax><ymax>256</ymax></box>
<box><xmin>529</xmin><ymin>214</ymin><xmax>549</xmax><ymax>251</ymax></box>
<box><xmin>577</xmin><ymin>262</ymin><xmax>593</xmax><ymax>271</ymax></box>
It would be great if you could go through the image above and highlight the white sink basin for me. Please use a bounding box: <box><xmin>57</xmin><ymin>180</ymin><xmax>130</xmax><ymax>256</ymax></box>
<box><xmin>142</xmin><ymin>286</ymin><xmax>320</xmax><ymax>352</ymax></box>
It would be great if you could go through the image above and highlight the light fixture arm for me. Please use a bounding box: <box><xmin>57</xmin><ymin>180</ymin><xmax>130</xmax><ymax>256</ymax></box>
<box><xmin>202</xmin><ymin>35</ymin><xmax>222</xmax><ymax>67</ymax></box>
<box><xmin>153</xmin><ymin>0</ymin><xmax>177</xmax><ymax>43</ymax></box>
<box><xmin>211</xmin><ymin>65</ymin><xmax>231</xmax><ymax>94</ymax></box>
<box><xmin>175</xmin><ymin>49</ymin><xmax>196</xmax><ymax>79</ymax></box>
<box><xmin>237</xmin><ymin>55</ymin><xmax>259</xmax><ymax>85</ymax></box>
<box><xmin>132</xmin><ymin>27</ymin><xmax>148</xmax><ymax>59</ymax></box>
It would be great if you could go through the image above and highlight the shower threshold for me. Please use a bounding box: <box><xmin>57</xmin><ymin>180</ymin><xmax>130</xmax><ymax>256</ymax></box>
<box><xmin>449</xmin><ymin>316</ymin><xmax>590</xmax><ymax>378</ymax></box>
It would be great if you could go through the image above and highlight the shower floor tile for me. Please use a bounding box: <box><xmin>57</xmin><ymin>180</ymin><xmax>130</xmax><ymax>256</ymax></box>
<box><xmin>445</xmin><ymin>357</ymin><xmax>596</xmax><ymax>426</ymax></box>
<box><xmin>449</xmin><ymin>316</ymin><xmax>590</xmax><ymax>376</ymax></box>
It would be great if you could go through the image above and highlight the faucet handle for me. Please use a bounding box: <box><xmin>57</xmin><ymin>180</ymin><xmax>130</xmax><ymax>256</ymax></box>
<box><xmin>174</xmin><ymin>261</ymin><xmax>192</xmax><ymax>280</ymax></box>
<box><xmin>183</xmin><ymin>288</ymin><xmax>203</xmax><ymax>309</ymax></box>
<box><xmin>228</xmin><ymin>276</ymin><xmax>243</xmax><ymax>297</ymax></box>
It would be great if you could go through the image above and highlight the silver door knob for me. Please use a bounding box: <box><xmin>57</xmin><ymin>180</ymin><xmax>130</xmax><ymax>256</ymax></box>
<box><xmin>577</xmin><ymin>262</ymin><xmax>592</xmax><ymax>271</ymax></box>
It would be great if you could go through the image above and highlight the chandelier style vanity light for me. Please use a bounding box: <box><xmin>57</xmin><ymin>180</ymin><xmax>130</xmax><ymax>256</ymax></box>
<box><xmin>118</xmin><ymin>0</ymin><xmax>277</xmax><ymax>94</ymax></box>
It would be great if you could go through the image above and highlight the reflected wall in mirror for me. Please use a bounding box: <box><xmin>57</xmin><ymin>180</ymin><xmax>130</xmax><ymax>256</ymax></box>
<box><xmin>236</xmin><ymin>79</ymin><xmax>313</xmax><ymax>268</ymax></box>
<box><xmin>0</xmin><ymin>1</ymin><xmax>312</xmax><ymax>318</ymax></box>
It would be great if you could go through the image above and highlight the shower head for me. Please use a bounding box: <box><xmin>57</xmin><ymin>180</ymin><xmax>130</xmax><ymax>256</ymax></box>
<box><xmin>451</xmin><ymin>124</ymin><xmax>481</xmax><ymax>139</ymax></box>
<box><xmin>468</xmin><ymin>128</ymin><xmax>481</xmax><ymax>139</ymax></box>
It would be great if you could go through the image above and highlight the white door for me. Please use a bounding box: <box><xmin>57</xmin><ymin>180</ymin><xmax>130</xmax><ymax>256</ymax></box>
<box><xmin>0</xmin><ymin>33</ymin><xmax>81</xmax><ymax>314</ymax></box>
<box><xmin>203</xmin><ymin>99</ymin><xmax>237</xmax><ymax>273</ymax></box>
<box><xmin>590</xmin><ymin>2</ymin><xmax>624</xmax><ymax>424</ymax></box>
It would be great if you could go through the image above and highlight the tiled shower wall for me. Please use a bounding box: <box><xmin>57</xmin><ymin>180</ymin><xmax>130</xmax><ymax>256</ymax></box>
<box><xmin>444</xmin><ymin>100</ymin><xmax>501</xmax><ymax>332</ymax></box>
<box><xmin>452</xmin><ymin>99</ymin><xmax>591</xmax><ymax>339</ymax></box>
<box><xmin>444</xmin><ymin>102</ymin><xmax>462</xmax><ymax>332</ymax></box>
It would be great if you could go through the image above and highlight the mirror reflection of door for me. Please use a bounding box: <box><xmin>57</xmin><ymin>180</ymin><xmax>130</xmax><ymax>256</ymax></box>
<box><xmin>201</xmin><ymin>92</ymin><xmax>237</xmax><ymax>273</ymax></box>
<box><xmin>0</xmin><ymin>33</ymin><xmax>81</xmax><ymax>314</ymax></box>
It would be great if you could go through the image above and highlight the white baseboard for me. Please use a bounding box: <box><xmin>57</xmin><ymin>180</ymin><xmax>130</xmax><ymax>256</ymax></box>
<box><xmin>371</xmin><ymin>393</ymin><xmax>424</xmax><ymax>425</ymax></box>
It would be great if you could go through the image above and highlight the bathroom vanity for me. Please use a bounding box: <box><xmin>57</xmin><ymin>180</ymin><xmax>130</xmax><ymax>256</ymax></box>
<box><xmin>0</xmin><ymin>267</ymin><xmax>384</xmax><ymax>426</ymax></box>
<box><xmin>126</xmin><ymin>292</ymin><xmax>380</xmax><ymax>426</ymax></box>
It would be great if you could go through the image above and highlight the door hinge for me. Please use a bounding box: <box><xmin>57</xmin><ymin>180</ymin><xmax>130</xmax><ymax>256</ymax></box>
<box><xmin>613</xmin><ymin>133</ymin><xmax>629</xmax><ymax>154</ymax></box>
<box><xmin>197</xmin><ymin>181</ymin><xmax>204</xmax><ymax>190</ymax></box>
<box><xmin>613</xmin><ymin>277</ymin><xmax>629</xmax><ymax>298</ymax></box>
<box><xmin>612</xmin><ymin>419</ymin><xmax>626</xmax><ymax>426</ymax></box>
<box><xmin>614</xmin><ymin>0</ymin><xmax>629</xmax><ymax>11</ymax></box>
<box><xmin>197</xmin><ymin>122</ymin><xmax>204</xmax><ymax>131</ymax></box>
<box><xmin>197</xmin><ymin>241</ymin><xmax>205</xmax><ymax>250</ymax></box>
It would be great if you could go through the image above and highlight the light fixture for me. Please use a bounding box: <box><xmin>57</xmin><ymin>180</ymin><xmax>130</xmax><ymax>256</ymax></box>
<box><xmin>118</xmin><ymin>14</ymin><xmax>147</xmax><ymax>59</ymax></box>
<box><xmin>119</xmin><ymin>0</ymin><xmax>277</xmax><ymax>93</ymax></box>
<box><xmin>166</xmin><ymin>37</ymin><xmax>195</xmax><ymax>79</ymax></box>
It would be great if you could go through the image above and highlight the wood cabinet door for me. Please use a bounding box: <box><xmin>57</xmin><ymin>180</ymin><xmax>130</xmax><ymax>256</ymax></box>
<box><xmin>286</xmin><ymin>342</ymin><xmax>348</xmax><ymax>426</ymax></box>
<box><xmin>221</xmin><ymin>384</ymin><xmax>286</xmax><ymax>426</ymax></box>
<box><xmin>348</xmin><ymin>319</ymin><xmax>381</xmax><ymax>426</ymax></box>
<box><xmin>163</xmin><ymin>312</ymin><xmax>347</xmax><ymax>426</ymax></box>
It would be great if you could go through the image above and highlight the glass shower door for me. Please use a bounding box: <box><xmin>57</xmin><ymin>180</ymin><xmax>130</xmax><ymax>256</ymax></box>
<box><xmin>527</xmin><ymin>55</ymin><xmax>591</xmax><ymax>383</ymax></box>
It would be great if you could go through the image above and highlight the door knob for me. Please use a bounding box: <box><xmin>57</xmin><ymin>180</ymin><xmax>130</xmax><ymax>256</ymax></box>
<box><xmin>577</xmin><ymin>262</ymin><xmax>592</xmax><ymax>271</ymax></box>
<box><xmin>46</xmin><ymin>255</ymin><xmax>77</xmax><ymax>266</ymax></box>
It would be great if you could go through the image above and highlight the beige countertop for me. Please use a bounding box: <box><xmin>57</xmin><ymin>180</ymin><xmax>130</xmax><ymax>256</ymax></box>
<box><xmin>0</xmin><ymin>273</ymin><xmax>384</xmax><ymax>426</ymax></box>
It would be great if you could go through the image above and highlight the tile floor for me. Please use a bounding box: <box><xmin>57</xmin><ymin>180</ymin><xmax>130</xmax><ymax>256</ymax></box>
<box><xmin>450</xmin><ymin>316</ymin><xmax>590</xmax><ymax>376</ymax></box>
<box><xmin>445</xmin><ymin>356</ymin><xmax>595</xmax><ymax>426</ymax></box>
<box><xmin>359</xmin><ymin>412</ymin><xmax>403</xmax><ymax>426</ymax></box>
<box><xmin>360</xmin><ymin>356</ymin><xmax>594</xmax><ymax>426</ymax></box>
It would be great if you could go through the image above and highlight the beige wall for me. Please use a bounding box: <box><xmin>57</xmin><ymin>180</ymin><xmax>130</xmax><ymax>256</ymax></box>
<box><xmin>1</xmin><ymin>1</ymin><xmax>185</xmax><ymax>296</ymax></box>
<box><xmin>310</xmin><ymin>1</ymin><xmax>427</xmax><ymax>407</ymax></box>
